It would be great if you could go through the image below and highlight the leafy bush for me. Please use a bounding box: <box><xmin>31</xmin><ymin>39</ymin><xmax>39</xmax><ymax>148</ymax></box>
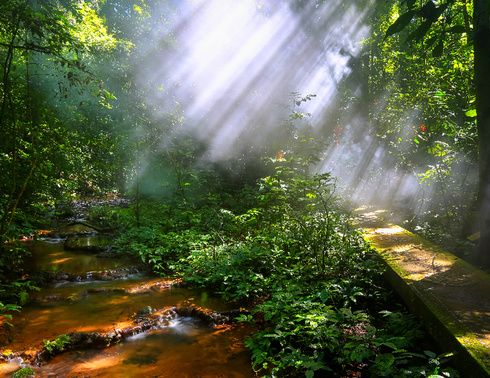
<box><xmin>43</xmin><ymin>334</ymin><xmax>71</xmax><ymax>354</ymax></box>
<box><xmin>110</xmin><ymin>156</ymin><xmax>459</xmax><ymax>377</ymax></box>
<box><xmin>115</xmin><ymin>227</ymin><xmax>212</xmax><ymax>273</ymax></box>
<box><xmin>0</xmin><ymin>301</ymin><xmax>21</xmax><ymax>328</ymax></box>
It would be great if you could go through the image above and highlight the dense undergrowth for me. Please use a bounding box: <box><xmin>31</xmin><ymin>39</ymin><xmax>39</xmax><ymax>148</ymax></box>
<box><xmin>0</xmin><ymin>209</ymin><xmax>41</xmax><ymax>330</ymax></box>
<box><xmin>104</xmin><ymin>159</ymin><xmax>460</xmax><ymax>377</ymax></box>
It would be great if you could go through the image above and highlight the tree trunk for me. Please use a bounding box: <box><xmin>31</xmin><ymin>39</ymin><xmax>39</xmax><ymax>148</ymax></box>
<box><xmin>474</xmin><ymin>0</ymin><xmax>490</xmax><ymax>269</ymax></box>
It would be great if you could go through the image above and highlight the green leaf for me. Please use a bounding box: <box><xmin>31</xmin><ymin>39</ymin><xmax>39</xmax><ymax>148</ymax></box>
<box><xmin>320</xmin><ymin>289</ymin><xmax>329</xmax><ymax>303</ymax></box>
<box><xmin>424</xmin><ymin>350</ymin><xmax>437</xmax><ymax>358</ymax></box>
<box><xmin>447</xmin><ymin>25</ymin><xmax>467</xmax><ymax>33</ymax></box>
<box><xmin>382</xmin><ymin>341</ymin><xmax>399</xmax><ymax>350</ymax></box>
<box><xmin>432</xmin><ymin>91</ymin><xmax>446</xmax><ymax>97</ymax></box>
<box><xmin>305</xmin><ymin>370</ymin><xmax>314</xmax><ymax>378</ymax></box>
<box><xmin>425</xmin><ymin>35</ymin><xmax>438</xmax><ymax>48</ymax></box>
<box><xmin>385</xmin><ymin>10</ymin><xmax>416</xmax><ymax>39</ymax></box>
<box><xmin>465</xmin><ymin>109</ymin><xmax>477</xmax><ymax>117</ymax></box>
<box><xmin>406</xmin><ymin>0</ymin><xmax>417</xmax><ymax>10</ymax></box>
<box><xmin>405</xmin><ymin>20</ymin><xmax>433</xmax><ymax>44</ymax></box>
<box><xmin>432</xmin><ymin>39</ymin><xmax>443</xmax><ymax>57</ymax></box>
<box><xmin>19</xmin><ymin>291</ymin><xmax>29</xmax><ymax>306</ymax></box>
<box><xmin>375</xmin><ymin>353</ymin><xmax>395</xmax><ymax>367</ymax></box>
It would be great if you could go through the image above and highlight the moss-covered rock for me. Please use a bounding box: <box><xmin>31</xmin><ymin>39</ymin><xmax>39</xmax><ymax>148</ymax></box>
<box><xmin>11</xmin><ymin>367</ymin><xmax>36</xmax><ymax>378</ymax></box>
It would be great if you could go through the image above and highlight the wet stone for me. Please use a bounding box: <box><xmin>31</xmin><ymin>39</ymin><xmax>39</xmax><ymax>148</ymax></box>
<box><xmin>64</xmin><ymin>234</ymin><xmax>113</xmax><ymax>252</ymax></box>
<box><xmin>123</xmin><ymin>353</ymin><xmax>158</xmax><ymax>366</ymax></box>
<box><xmin>136</xmin><ymin>306</ymin><xmax>155</xmax><ymax>317</ymax></box>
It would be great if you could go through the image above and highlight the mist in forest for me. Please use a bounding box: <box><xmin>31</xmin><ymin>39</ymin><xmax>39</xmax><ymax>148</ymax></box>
<box><xmin>132</xmin><ymin>0</ymin><xmax>440</xmax><ymax>210</ymax></box>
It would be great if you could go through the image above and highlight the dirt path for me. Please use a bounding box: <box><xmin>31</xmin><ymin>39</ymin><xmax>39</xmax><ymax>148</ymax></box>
<box><xmin>356</xmin><ymin>208</ymin><xmax>490</xmax><ymax>376</ymax></box>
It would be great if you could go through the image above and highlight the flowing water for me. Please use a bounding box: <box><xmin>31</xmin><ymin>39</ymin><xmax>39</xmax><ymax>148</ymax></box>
<box><xmin>0</xmin><ymin>235</ymin><xmax>254</xmax><ymax>377</ymax></box>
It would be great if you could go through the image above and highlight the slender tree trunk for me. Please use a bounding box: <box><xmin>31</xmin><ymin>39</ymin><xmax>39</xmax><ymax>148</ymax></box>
<box><xmin>136</xmin><ymin>142</ymin><xmax>141</xmax><ymax>228</ymax></box>
<box><xmin>7</xmin><ymin>159</ymin><xmax>37</xmax><ymax>227</ymax></box>
<box><xmin>0</xmin><ymin>17</ymin><xmax>20</xmax><ymax>129</ymax></box>
<box><xmin>474</xmin><ymin>0</ymin><xmax>490</xmax><ymax>268</ymax></box>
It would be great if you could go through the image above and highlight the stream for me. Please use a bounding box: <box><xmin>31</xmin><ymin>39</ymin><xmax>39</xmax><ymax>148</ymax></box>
<box><xmin>0</xmin><ymin>233</ymin><xmax>254</xmax><ymax>377</ymax></box>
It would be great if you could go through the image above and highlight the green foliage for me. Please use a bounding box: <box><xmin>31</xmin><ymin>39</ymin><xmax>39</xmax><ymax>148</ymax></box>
<box><xmin>0</xmin><ymin>242</ymin><xmax>30</xmax><ymax>275</ymax></box>
<box><xmin>68</xmin><ymin>2</ymin><xmax>121</xmax><ymax>53</ymax></box>
<box><xmin>111</xmin><ymin>154</ymin><xmax>459</xmax><ymax>377</ymax></box>
<box><xmin>356</xmin><ymin>0</ymin><xmax>479</xmax><ymax>256</ymax></box>
<box><xmin>115</xmin><ymin>227</ymin><xmax>210</xmax><ymax>273</ymax></box>
<box><xmin>241</xmin><ymin>291</ymin><xmax>373</xmax><ymax>376</ymax></box>
<box><xmin>0</xmin><ymin>302</ymin><xmax>21</xmax><ymax>328</ymax></box>
<box><xmin>0</xmin><ymin>241</ymin><xmax>39</xmax><ymax>328</ymax></box>
<box><xmin>43</xmin><ymin>334</ymin><xmax>71</xmax><ymax>355</ymax></box>
<box><xmin>87</xmin><ymin>205</ymin><xmax>120</xmax><ymax>229</ymax></box>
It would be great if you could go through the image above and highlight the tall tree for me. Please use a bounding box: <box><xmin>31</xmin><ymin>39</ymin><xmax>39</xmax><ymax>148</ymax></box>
<box><xmin>473</xmin><ymin>0</ymin><xmax>490</xmax><ymax>267</ymax></box>
<box><xmin>0</xmin><ymin>0</ymin><xmax>123</xmax><ymax>236</ymax></box>
<box><xmin>372</xmin><ymin>0</ymin><xmax>490</xmax><ymax>268</ymax></box>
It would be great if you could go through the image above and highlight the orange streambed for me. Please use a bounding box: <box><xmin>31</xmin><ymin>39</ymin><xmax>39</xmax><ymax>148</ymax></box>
<box><xmin>34</xmin><ymin>323</ymin><xmax>252</xmax><ymax>378</ymax></box>
<box><xmin>22</xmin><ymin>238</ymin><xmax>125</xmax><ymax>274</ymax></box>
<box><xmin>2</xmin><ymin>320</ymin><xmax>253</xmax><ymax>377</ymax></box>
<box><xmin>0</xmin><ymin>238</ymin><xmax>255</xmax><ymax>377</ymax></box>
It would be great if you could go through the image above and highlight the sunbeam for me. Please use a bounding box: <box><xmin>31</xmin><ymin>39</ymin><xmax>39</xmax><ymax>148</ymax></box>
<box><xmin>138</xmin><ymin>0</ymin><xmax>375</xmax><ymax>167</ymax></box>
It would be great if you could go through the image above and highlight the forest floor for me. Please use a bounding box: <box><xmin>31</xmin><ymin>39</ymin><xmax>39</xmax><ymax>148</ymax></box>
<box><xmin>355</xmin><ymin>207</ymin><xmax>490</xmax><ymax>376</ymax></box>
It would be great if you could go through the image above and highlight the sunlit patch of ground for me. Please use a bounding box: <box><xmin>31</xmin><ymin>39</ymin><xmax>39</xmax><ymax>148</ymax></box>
<box><xmin>357</xmin><ymin>208</ymin><xmax>490</xmax><ymax>374</ymax></box>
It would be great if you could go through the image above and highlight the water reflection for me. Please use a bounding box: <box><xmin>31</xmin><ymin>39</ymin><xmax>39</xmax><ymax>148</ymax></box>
<box><xmin>24</xmin><ymin>239</ymin><xmax>123</xmax><ymax>273</ymax></box>
<box><xmin>1</xmin><ymin>239</ymin><xmax>254</xmax><ymax>377</ymax></box>
<box><xmin>27</xmin><ymin>321</ymin><xmax>252</xmax><ymax>377</ymax></box>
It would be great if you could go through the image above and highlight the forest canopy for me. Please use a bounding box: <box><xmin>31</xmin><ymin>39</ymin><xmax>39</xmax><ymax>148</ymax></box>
<box><xmin>0</xmin><ymin>0</ymin><xmax>487</xmax><ymax>290</ymax></box>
